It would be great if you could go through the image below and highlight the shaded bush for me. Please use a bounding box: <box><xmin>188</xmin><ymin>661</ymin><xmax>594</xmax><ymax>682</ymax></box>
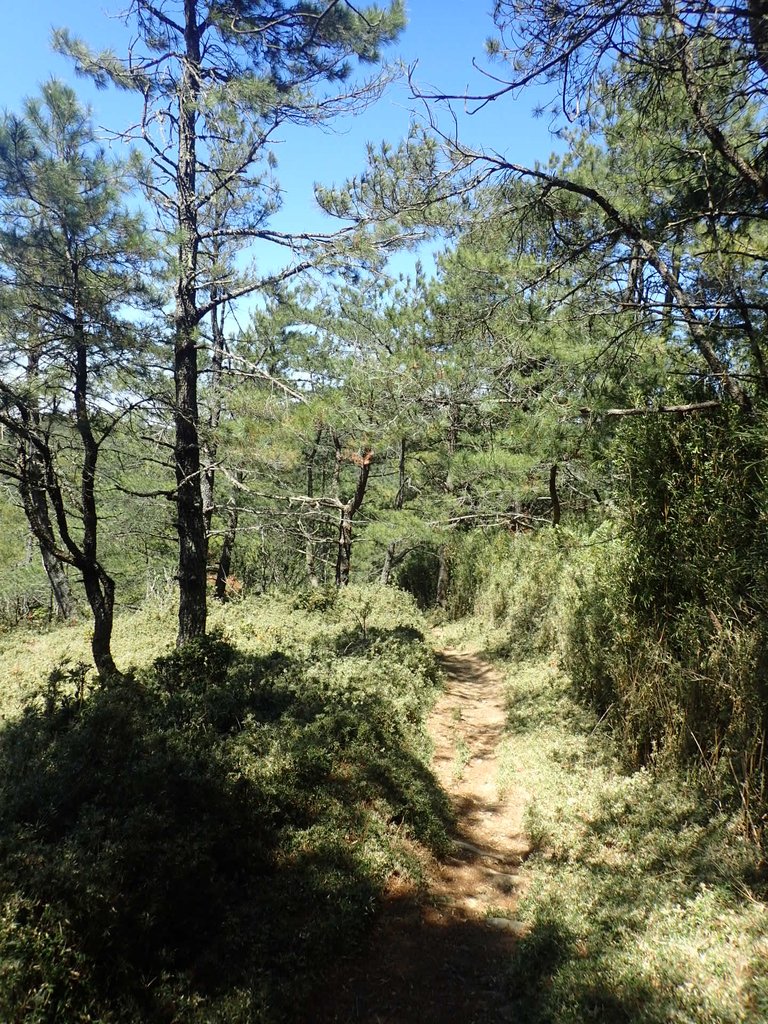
<box><xmin>394</xmin><ymin>546</ymin><xmax>442</xmax><ymax>610</ymax></box>
<box><xmin>0</xmin><ymin>613</ymin><xmax>451</xmax><ymax>1022</ymax></box>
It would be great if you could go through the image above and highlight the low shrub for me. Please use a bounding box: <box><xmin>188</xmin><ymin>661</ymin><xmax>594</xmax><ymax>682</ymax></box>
<box><xmin>0</xmin><ymin>592</ymin><xmax>451</xmax><ymax>1023</ymax></box>
<box><xmin>498</xmin><ymin>660</ymin><xmax>767</xmax><ymax>1024</ymax></box>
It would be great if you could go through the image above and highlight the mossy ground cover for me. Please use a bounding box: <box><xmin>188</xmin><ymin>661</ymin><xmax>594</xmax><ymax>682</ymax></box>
<box><xmin>497</xmin><ymin>659</ymin><xmax>768</xmax><ymax>1024</ymax></box>
<box><xmin>0</xmin><ymin>586</ymin><xmax>452</xmax><ymax>1023</ymax></box>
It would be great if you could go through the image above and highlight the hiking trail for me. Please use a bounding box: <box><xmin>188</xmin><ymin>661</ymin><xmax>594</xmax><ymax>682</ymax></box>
<box><xmin>309</xmin><ymin>645</ymin><xmax>531</xmax><ymax>1023</ymax></box>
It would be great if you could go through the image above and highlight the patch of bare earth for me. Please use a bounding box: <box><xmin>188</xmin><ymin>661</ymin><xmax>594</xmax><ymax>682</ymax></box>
<box><xmin>306</xmin><ymin>647</ymin><xmax>531</xmax><ymax>1024</ymax></box>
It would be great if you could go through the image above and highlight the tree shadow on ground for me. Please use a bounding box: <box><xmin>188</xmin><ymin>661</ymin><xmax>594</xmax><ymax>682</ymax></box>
<box><xmin>304</xmin><ymin>880</ymin><xmax>690</xmax><ymax>1024</ymax></box>
<box><xmin>0</xmin><ymin>635</ymin><xmax>453</xmax><ymax>1023</ymax></box>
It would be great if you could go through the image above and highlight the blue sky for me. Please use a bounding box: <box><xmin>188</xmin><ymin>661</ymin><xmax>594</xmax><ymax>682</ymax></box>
<box><xmin>1</xmin><ymin>2</ymin><xmax>562</xmax><ymax>279</ymax></box>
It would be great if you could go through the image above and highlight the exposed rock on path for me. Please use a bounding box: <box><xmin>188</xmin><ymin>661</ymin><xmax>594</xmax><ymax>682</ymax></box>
<box><xmin>307</xmin><ymin>645</ymin><xmax>531</xmax><ymax>1024</ymax></box>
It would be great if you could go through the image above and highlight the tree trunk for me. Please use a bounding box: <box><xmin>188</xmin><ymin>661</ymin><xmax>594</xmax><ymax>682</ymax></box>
<box><xmin>175</xmin><ymin>328</ymin><xmax>207</xmax><ymax>641</ymax></box>
<box><xmin>20</xmin><ymin>347</ymin><xmax>76</xmax><ymax>621</ymax></box>
<box><xmin>214</xmin><ymin>496</ymin><xmax>239</xmax><ymax>602</ymax></box>
<box><xmin>202</xmin><ymin>292</ymin><xmax>226</xmax><ymax>542</ymax></box>
<box><xmin>395</xmin><ymin>438</ymin><xmax>407</xmax><ymax>509</ymax></box>
<box><xmin>336</xmin><ymin>505</ymin><xmax>354</xmax><ymax>586</ymax></box>
<box><xmin>175</xmin><ymin>1</ymin><xmax>207</xmax><ymax>644</ymax></box>
<box><xmin>380</xmin><ymin>540</ymin><xmax>397</xmax><ymax>585</ymax></box>
<box><xmin>550</xmin><ymin>463</ymin><xmax>561</xmax><ymax>527</ymax></box>
<box><xmin>23</xmin><ymin>445</ymin><xmax>76</xmax><ymax>620</ymax></box>
<box><xmin>447</xmin><ymin>404</ymin><xmax>460</xmax><ymax>455</ymax></box>
<box><xmin>436</xmin><ymin>545</ymin><xmax>450</xmax><ymax>609</ymax></box>
<box><xmin>305</xmin><ymin>425</ymin><xmax>323</xmax><ymax>587</ymax></box>
<box><xmin>42</xmin><ymin>547</ymin><xmax>76</xmax><ymax>620</ymax></box>
<box><xmin>73</xmin><ymin>326</ymin><xmax>120</xmax><ymax>679</ymax></box>
<box><xmin>334</xmin><ymin>448</ymin><xmax>373</xmax><ymax>586</ymax></box>
<box><xmin>82</xmin><ymin>565</ymin><xmax>119</xmax><ymax>679</ymax></box>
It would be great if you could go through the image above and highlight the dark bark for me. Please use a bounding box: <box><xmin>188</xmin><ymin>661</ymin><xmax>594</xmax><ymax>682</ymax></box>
<box><xmin>8</xmin><ymin>336</ymin><xmax>120</xmax><ymax>679</ymax></box>
<box><xmin>447</xmin><ymin>404</ymin><xmax>460</xmax><ymax>455</ymax></box>
<box><xmin>549</xmin><ymin>463</ymin><xmax>561</xmax><ymax>527</ymax></box>
<box><xmin>214</xmin><ymin>495</ymin><xmax>239</xmax><ymax>602</ymax></box>
<box><xmin>20</xmin><ymin>456</ymin><xmax>76</xmax><ymax>620</ymax></box>
<box><xmin>379</xmin><ymin>440</ymin><xmax>410</xmax><ymax>585</ymax></box>
<box><xmin>436</xmin><ymin>545</ymin><xmax>450</xmax><ymax>610</ymax></box>
<box><xmin>41</xmin><ymin>546</ymin><xmax>77</xmax><ymax>620</ymax></box>
<box><xmin>175</xmin><ymin>1</ymin><xmax>207</xmax><ymax>644</ymax></box>
<box><xmin>81</xmin><ymin>565</ymin><xmax>118</xmax><ymax>680</ymax></box>
<box><xmin>202</xmin><ymin>295</ymin><xmax>227</xmax><ymax>542</ymax></box>
<box><xmin>304</xmin><ymin>424</ymin><xmax>323</xmax><ymax>587</ymax></box>
<box><xmin>335</xmin><ymin>448</ymin><xmax>373</xmax><ymax>586</ymax></box>
<box><xmin>395</xmin><ymin>438</ymin><xmax>407</xmax><ymax>509</ymax></box>
<box><xmin>380</xmin><ymin>541</ymin><xmax>397</xmax><ymax>585</ymax></box>
<box><xmin>749</xmin><ymin>0</ymin><xmax>768</xmax><ymax>78</ymax></box>
<box><xmin>17</xmin><ymin>349</ymin><xmax>76</xmax><ymax>620</ymax></box>
<box><xmin>73</xmin><ymin>312</ymin><xmax>120</xmax><ymax>678</ymax></box>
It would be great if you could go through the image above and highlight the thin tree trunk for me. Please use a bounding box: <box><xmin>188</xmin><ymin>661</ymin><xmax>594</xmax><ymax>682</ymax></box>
<box><xmin>20</xmin><ymin>347</ymin><xmax>76</xmax><ymax>620</ymax></box>
<box><xmin>214</xmin><ymin>496</ymin><xmax>239</xmax><ymax>602</ymax></box>
<box><xmin>305</xmin><ymin>424</ymin><xmax>323</xmax><ymax>587</ymax></box>
<box><xmin>380</xmin><ymin>540</ymin><xmax>397</xmax><ymax>585</ymax></box>
<box><xmin>16</xmin><ymin>318</ymin><xmax>121</xmax><ymax>678</ymax></box>
<box><xmin>395</xmin><ymin>438</ymin><xmax>407</xmax><ymax>509</ymax></box>
<box><xmin>448</xmin><ymin>404</ymin><xmax>459</xmax><ymax>455</ymax></box>
<box><xmin>336</xmin><ymin>506</ymin><xmax>354</xmax><ymax>586</ymax></box>
<box><xmin>436</xmin><ymin>545</ymin><xmax>450</xmax><ymax>610</ymax></box>
<box><xmin>334</xmin><ymin>447</ymin><xmax>373</xmax><ymax>586</ymax></box>
<box><xmin>380</xmin><ymin>439</ymin><xmax>408</xmax><ymax>586</ymax></box>
<box><xmin>550</xmin><ymin>463</ymin><xmax>561</xmax><ymax>527</ymax></box>
<box><xmin>42</xmin><ymin>547</ymin><xmax>76</xmax><ymax>620</ymax></box>
<box><xmin>81</xmin><ymin>566</ymin><xmax>118</xmax><ymax>679</ymax></box>
<box><xmin>23</xmin><ymin>444</ymin><xmax>76</xmax><ymax>619</ymax></box>
<box><xmin>202</xmin><ymin>288</ymin><xmax>227</xmax><ymax>543</ymax></box>
<box><xmin>73</xmin><ymin>321</ymin><xmax>120</xmax><ymax>679</ymax></box>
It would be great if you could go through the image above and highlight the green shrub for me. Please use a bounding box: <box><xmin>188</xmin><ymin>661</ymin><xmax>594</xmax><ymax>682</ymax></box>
<box><xmin>469</xmin><ymin>527</ymin><xmax>580</xmax><ymax>657</ymax></box>
<box><xmin>0</xmin><ymin>592</ymin><xmax>451</xmax><ymax>1022</ymax></box>
<box><xmin>445</xmin><ymin>530</ymin><xmax>516</xmax><ymax>620</ymax></box>
<box><xmin>559</xmin><ymin>410</ymin><xmax>768</xmax><ymax>846</ymax></box>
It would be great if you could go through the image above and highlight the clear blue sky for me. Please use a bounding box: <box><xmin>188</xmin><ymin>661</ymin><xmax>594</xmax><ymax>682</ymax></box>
<box><xmin>1</xmin><ymin>2</ymin><xmax>561</xmax><ymax>278</ymax></box>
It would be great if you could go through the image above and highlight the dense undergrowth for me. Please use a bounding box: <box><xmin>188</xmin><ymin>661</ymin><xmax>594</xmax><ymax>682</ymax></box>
<box><xmin>456</xmin><ymin>514</ymin><xmax>768</xmax><ymax>1023</ymax></box>
<box><xmin>460</xmin><ymin>474</ymin><xmax>768</xmax><ymax>852</ymax></box>
<box><xmin>0</xmin><ymin>585</ymin><xmax>452</xmax><ymax>1023</ymax></box>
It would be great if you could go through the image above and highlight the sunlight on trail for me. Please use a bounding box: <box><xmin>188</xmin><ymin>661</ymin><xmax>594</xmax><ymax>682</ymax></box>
<box><xmin>308</xmin><ymin>647</ymin><xmax>531</xmax><ymax>1024</ymax></box>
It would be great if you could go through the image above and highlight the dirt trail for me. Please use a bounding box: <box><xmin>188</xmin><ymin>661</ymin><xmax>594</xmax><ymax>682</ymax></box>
<box><xmin>308</xmin><ymin>647</ymin><xmax>531</xmax><ymax>1024</ymax></box>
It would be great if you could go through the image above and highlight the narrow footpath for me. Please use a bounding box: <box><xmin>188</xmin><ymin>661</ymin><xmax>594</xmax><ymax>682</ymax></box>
<box><xmin>310</xmin><ymin>646</ymin><xmax>531</xmax><ymax>1024</ymax></box>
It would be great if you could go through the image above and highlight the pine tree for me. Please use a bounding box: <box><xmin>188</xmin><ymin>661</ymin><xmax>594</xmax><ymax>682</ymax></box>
<box><xmin>0</xmin><ymin>82</ymin><xmax>152</xmax><ymax>678</ymax></box>
<box><xmin>56</xmin><ymin>0</ymin><xmax>405</xmax><ymax>644</ymax></box>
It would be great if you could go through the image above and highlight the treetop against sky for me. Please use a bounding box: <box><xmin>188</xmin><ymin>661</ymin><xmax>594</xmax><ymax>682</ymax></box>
<box><xmin>2</xmin><ymin>1</ymin><xmax>560</xmax><ymax>275</ymax></box>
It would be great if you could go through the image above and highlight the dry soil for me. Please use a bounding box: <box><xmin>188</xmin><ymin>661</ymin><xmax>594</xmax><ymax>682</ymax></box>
<box><xmin>307</xmin><ymin>645</ymin><xmax>531</xmax><ymax>1024</ymax></box>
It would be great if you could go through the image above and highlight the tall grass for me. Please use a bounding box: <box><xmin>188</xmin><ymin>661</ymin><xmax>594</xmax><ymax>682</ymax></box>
<box><xmin>497</xmin><ymin>660</ymin><xmax>768</xmax><ymax>1024</ymax></box>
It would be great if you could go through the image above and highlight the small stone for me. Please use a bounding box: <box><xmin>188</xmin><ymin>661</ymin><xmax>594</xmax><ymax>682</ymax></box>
<box><xmin>486</xmin><ymin>917</ymin><xmax>527</xmax><ymax>936</ymax></box>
